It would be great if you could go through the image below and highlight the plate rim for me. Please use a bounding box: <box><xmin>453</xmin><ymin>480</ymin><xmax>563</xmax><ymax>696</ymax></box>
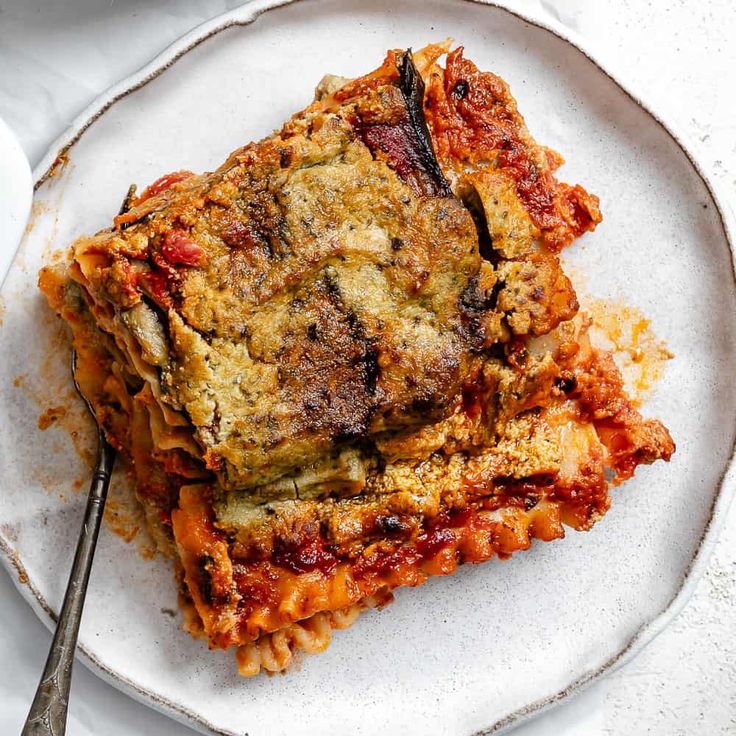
<box><xmin>3</xmin><ymin>1</ymin><xmax>735</xmax><ymax>734</ymax></box>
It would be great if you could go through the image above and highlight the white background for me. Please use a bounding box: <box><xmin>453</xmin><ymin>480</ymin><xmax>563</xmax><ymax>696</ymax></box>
<box><xmin>1</xmin><ymin>0</ymin><xmax>734</xmax><ymax>734</ymax></box>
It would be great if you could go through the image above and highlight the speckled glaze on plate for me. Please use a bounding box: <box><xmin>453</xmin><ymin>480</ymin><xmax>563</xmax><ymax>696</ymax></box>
<box><xmin>1</xmin><ymin>1</ymin><xmax>734</xmax><ymax>735</ymax></box>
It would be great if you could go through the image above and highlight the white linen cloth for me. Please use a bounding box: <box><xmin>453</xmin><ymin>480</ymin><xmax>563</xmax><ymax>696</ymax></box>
<box><xmin>0</xmin><ymin>1</ymin><xmax>734</xmax><ymax>733</ymax></box>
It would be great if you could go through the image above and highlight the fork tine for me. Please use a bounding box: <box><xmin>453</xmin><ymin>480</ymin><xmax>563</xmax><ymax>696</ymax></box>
<box><xmin>71</xmin><ymin>348</ymin><xmax>97</xmax><ymax>419</ymax></box>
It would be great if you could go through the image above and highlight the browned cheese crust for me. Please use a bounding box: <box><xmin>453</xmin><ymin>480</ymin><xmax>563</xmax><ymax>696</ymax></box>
<box><xmin>38</xmin><ymin>45</ymin><xmax>674</xmax><ymax>677</ymax></box>
<box><xmin>70</xmin><ymin>52</ymin><xmax>503</xmax><ymax>493</ymax></box>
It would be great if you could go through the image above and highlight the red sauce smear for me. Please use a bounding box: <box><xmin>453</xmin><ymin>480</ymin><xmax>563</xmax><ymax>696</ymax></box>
<box><xmin>461</xmin><ymin>382</ymin><xmax>484</xmax><ymax>420</ymax></box>
<box><xmin>137</xmin><ymin>170</ymin><xmax>194</xmax><ymax>203</ymax></box>
<box><xmin>232</xmin><ymin>562</ymin><xmax>283</xmax><ymax>611</ymax></box>
<box><xmin>416</xmin><ymin>526</ymin><xmax>456</xmax><ymax>559</ymax></box>
<box><xmin>424</xmin><ymin>47</ymin><xmax>601</xmax><ymax>250</ymax></box>
<box><xmin>357</xmin><ymin>121</ymin><xmax>440</xmax><ymax>196</ymax></box>
<box><xmin>139</xmin><ymin>269</ymin><xmax>174</xmax><ymax>309</ymax></box>
<box><xmin>272</xmin><ymin>537</ymin><xmax>338</xmax><ymax>576</ymax></box>
<box><xmin>161</xmin><ymin>229</ymin><xmax>204</xmax><ymax>267</ymax></box>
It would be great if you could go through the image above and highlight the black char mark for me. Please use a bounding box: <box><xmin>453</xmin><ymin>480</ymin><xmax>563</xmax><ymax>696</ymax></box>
<box><xmin>118</xmin><ymin>184</ymin><xmax>137</xmax><ymax>216</ymax></box>
<box><xmin>286</xmin><ymin>272</ymin><xmax>381</xmax><ymax>445</ymax></box>
<box><xmin>457</xmin><ymin>182</ymin><xmax>498</xmax><ymax>264</ymax></box>
<box><xmin>117</xmin><ymin>183</ymin><xmax>138</xmax><ymax>231</ymax></box>
<box><xmin>356</xmin><ymin>50</ymin><xmax>452</xmax><ymax>198</ymax></box>
<box><xmin>397</xmin><ymin>50</ymin><xmax>452</xmax><ymax>197</ymax></box>
<box><xmin>458</xmin><ymin>276</ymin><xmax>492</xmax><ymax>351</ymax></box>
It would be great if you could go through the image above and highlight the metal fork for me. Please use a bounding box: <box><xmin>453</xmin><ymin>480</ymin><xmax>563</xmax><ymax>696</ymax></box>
<box><xmin>21</xmin><ymin>349</ymin><xmax>116</xmax><ymax>736</ymax></box>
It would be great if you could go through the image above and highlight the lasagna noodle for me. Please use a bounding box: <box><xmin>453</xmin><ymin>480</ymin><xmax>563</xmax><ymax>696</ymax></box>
<box><xmin>38</xmin><ymin>44</ymin><xmax>674</xmax><ymax>676</ymax></box>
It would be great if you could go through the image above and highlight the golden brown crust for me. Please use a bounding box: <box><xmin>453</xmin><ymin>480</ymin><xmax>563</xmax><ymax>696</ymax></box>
<box><xmin>72</xmin><ymin>53</ymin><xmax>497</xmax><ymax>493</ymax></box>
<box><xmin>38</xmin><ymin>43</ymin><xmax>674</xmax><ymax>676</ymax></box>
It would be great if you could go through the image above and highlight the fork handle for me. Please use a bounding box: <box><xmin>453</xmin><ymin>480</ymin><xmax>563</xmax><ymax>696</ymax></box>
<box><xmin>21</xmin><ymin>433</ymin><xmax>115</xmax><ymax>736</ymax></box>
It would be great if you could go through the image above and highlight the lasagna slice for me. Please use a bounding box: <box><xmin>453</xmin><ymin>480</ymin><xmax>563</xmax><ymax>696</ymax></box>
<box><xmin>39</xmin><ymin>44</ymin><xmax>674</xmax><ymax>676</ymax></box>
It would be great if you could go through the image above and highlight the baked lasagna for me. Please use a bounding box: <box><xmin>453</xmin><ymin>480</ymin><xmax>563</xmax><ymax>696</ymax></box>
<box><xmin>39</xmin><ymin>43</ymin><xmax>674</xmax><ymax>675</ymax></box>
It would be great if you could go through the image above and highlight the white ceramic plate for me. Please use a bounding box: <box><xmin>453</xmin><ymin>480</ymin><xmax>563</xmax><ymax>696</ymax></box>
<box><xmin>1</xmin><ymin>1</ymin><xmax>734</xmax><ymax>735</ymax></box>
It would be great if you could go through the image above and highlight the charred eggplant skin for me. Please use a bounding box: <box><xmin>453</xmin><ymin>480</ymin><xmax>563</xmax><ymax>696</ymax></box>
<box><xmin>354</xmin><ymin>50</ymin><xmax>453</xmax><ymax>198</ymax></box>
<box><xmin>398</xmin><ymin>50</ymin><xmax>453</xmax><ymax>198</ymax></box>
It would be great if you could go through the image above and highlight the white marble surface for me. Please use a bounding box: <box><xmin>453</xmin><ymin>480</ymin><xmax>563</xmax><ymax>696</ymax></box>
<box><xmin>0</xmin><ymin>0</ymin><xmax>734</xmax><ymax>734</ymax></box>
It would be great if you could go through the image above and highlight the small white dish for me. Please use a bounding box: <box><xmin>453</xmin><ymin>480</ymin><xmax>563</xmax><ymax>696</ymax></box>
<box><xmin>0</xmin><ymin>117</ymin><xmax>32</xmax><ymax>286</ymax></box>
